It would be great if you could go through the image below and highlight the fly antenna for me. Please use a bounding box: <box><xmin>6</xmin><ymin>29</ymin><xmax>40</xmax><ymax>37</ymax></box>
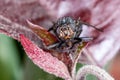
<box><xmin>81</xmin><ymin>21</ymin><xmax>103</xmax><ymax>32</ymax></box>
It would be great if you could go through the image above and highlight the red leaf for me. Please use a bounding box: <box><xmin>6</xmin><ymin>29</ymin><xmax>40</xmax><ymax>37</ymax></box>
<box><xmin>27</xmin><ymin>20</ymin><xmax>58</xmax><ymax>46</ymax></box>
<box><xmin>20</xmin><ymin>34</ymin><xmax>72</xmax><ymax>80</ymax></box>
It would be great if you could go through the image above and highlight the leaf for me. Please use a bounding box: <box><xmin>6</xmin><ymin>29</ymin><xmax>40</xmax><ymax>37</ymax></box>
<box><xmin>0</xmin><ymin>15</ymin><xmax>44</xmax><ymax>49</ymax></box>
<box><xmin>70</xmin><ymin>42</ymin><xmax>88</xmax><ymax>79</ymax></box>
<box><xmin>27</xmin><ymin>20</ymin><xmax>58</xmax><ymax>46</ymax></box>
<box><xmin>76</xmin><ymin>65</ymin><xmax>114</xmax><ymax>80</ymax></box>
<box><xmin>20</xmin><ymin>34</ymin><xmax>72</xmax><ymax>80</ymax></box>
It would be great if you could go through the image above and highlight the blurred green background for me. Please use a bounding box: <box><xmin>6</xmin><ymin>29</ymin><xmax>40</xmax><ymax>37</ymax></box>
<box><xmin>0</xmin><ymin>34</ymin><xmax>98</xmax><ymax>80</ymax></box>
<box><xmin>0</xmin><ymin>34</ymin><xmax>63</xmax><ymax>80</ymax></box>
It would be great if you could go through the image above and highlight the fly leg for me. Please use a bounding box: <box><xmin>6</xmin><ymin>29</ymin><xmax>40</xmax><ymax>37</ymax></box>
<box><xmin>71</xmin><ymin>37</ymin><xmax>93</xmax><ymax>49</ymax></box>
<box><xmin>47</xmin><ymin>40</ymin><xmax>65</xmax><ymax>49</ymax></box>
